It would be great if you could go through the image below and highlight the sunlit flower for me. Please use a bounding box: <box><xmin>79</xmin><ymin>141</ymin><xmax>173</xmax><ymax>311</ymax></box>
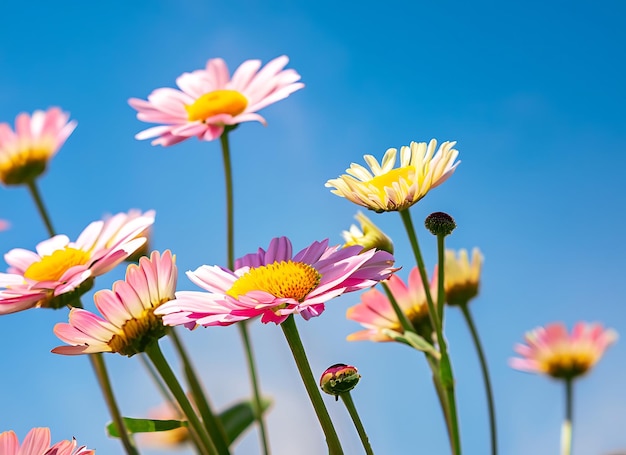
<box><xmin>129</xmin><ymin>55</ymin><xmax>304</xmax><ymax>146</ymax></box>
<box><xmin>0</xmin><ymin>107</ymin><xmax>76</xmax><ymax>186</ymax></box>
<box><xmin>0</xmin><ymin>211</ymin><xmax>155</xmax><ymax>315</ymax></box>
<box><xmin>346</xmin><ymin>267</ymin><xmax>436</xmax><ymax>342</ymax></box>
<box><xmin>0</xmin><ymin>219</ymin><xmax>9</xmax><ymax>231</ymax></box>
<box><xmin>444</xmin><ymin>248</ymin><xmax>482</xmax><ymax>306</ymax></box>
<box><xmin>103</xmin><ymin>209</ymin><xmax>155</xmax><ymax>262</ymax></box>
<box><xmin>0</xmin><ymin>427</ymin><xmax>94</xmax><ymax>455</ymax></box>
<box><xmin>53</xmin><ymin>250</ymin><xmax>177</xmax><ymax>356</ymax></box>
<box><xmin>342</xmin><ymin>211</ymin><xmax>394</xmax><ymax>254</ymax></box>
<box><xmin>326</xmin><ymin>140</ymin><xmax>460</xmax><ymax>213</ymax></box>
<box><xmin>510</xmin><ymin>322</ymin><xmax>617</xmax><ymax>380</ymax></box>
<box><xmin>156</xmin><ymin>236</ymin><xmax>395</xmax><ymax>326</ymax></box>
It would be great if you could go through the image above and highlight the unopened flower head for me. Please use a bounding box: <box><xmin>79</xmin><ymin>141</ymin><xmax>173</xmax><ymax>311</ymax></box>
<box><xmin>0</xmin><ymin>427</ymin><xmax>94</xmax><ymax>455</ymax></box>
<box><xmin>342</xmin><ymin>211</ymin><xmax>394</xmax><ymax>254</ymax></box>
<box><xmin>510</xmin><ymin>322</ymin><xmax>617</xmax><ymax>380</ymax></box>
<box><xmin>156</xmin><ymin>236</ymin><xmax>395</xmax><ymax>327</ymax></box>
<box><xmin>0</xmin><ymin>108</ymin><xmax>76</xmax><ymax>186</ymax></box>
<box><xmin>129</xmin><ymin>55</ymin><xmax>304</xmax><ymax>146</ymax></box>
<box><xmin>424</xmin><ymin>211</ymin><xmax>456</xmax><ymax>237</ymax></box>
<box><xmin>326</xmin><ymin>140</ymin><xmax>460</xmax><ymax>213</ymax></box>
<box><xmin>53</xmin><ymin>250</ymin><xmax>177</xmax><ymax>357</ymax></box>
<box><xmin>445</xmin><ymin>248</ymin><xmax>482</xmax><ymax>306</ymax></box>
<box><xmin>320</xmin><ymin>363</ymin><xmax>360</xmax><ymax>399</ymax></box>
<box><xmin>0</xmin><ymin>211</ymin><xmax>155</xmax><ymax>315</ymax></box>
<box><xmin>346</xmin><ymin>267</ymin><xmax>436</xmax><ymax>342</ymax></box>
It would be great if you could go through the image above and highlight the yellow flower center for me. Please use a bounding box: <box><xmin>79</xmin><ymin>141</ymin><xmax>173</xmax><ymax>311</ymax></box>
<box><xmin>24</xmin><ymin>247</ymin><xmax>91</xmax><ymax>282</ymax></box>
<box><xmin>185</xmin><ymin>90</ymin><xmax>248</xmax><ymax>122</ymax></box>
<box><xmin>0</xmin><ymin>144</ymin><xmax>53</xmax><ymax>186</ymax></box>
<box><xmin>227</xmin><ymin>261</ymin><xmax>322</xmax><ymax>302</ymax></box>
<box><xmin>540</xmin><ymin>350</ymin><xmax>595</xmax><ymax>379</ymax></box>
<box><xmin>369</xmin><ymin>166</ymin><xmax>414</xmax><ymax>196</ymax></box>
<box><xmin>108</xmin><ymin>308</ymin><xmax>167</xmax><ymax>357</ymax></box>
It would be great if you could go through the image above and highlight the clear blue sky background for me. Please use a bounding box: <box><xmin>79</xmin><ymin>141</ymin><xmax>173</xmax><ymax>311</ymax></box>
<box><xmin>1</xmin><ymin>1</ymin><xmax>625</xmax><ymax>454</ymax></box>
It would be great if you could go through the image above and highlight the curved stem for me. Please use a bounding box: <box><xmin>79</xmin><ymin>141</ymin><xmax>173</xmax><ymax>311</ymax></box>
<box><xmin>381</xmin><ymin>282</ymin><xmax>414</xmax><ymax>334</ymax></box>
<box><xmin>169</xmin><ymin>328</ymin><xmax>230</xmax><ymax>454</ymax></box>
<box><xmin>281</xmin><ymin>315</ymin><xmax>344</xmax><ymax>455</ymax></box>
<box><xmin>561</xmin><ymin>379</ymin><xmax>573</xmax><ymax>455</ymax></box>
<box><xmin>425</xmin><ymin>354</ymin><xmax>453</xmax><ymax>444</ymax></box>
<box><xmin>219</xmin><ymin>130</ymin><xmax>270</xmax><ymax>455</ymax></box>
<box><xmin>26</xmin><ymin>180</ymin><xmax>55</xmax><ymax>236</ymax></box>
<box><xmin>340</xmin><ymin>392</ymin><xmax>374</xmax><ymax>455</ymax></box>
<box><xmin>145</xmin><ymin>342</ymin><xmax>217</xmax><ymax>455</ymax></box>
<box><xmin>459</xmin><ymin>304</ymin><xmax>497</xmax><ymax>455</ymax></box>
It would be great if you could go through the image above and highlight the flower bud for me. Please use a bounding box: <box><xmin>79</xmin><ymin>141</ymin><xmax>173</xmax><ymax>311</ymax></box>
<box><xmin>320</xmin><ymin>363</ymin><xmax>361</xmax><ymax>399</ymax></box>
<box><xmin>342</xmin><ymin>212</ymin><xmax>394</xmax><ymax>254</ymax></box>
<box><xmin>424</xmin><ymin>212</ymin><xmax>456</xmax><ymax>237</ymax></box>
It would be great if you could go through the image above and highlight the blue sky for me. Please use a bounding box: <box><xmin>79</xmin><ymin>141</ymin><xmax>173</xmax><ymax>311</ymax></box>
<box><xmin>1</xmin><ymin>1</ymin><xmax>625</xmax><ymax>454</ymax></box>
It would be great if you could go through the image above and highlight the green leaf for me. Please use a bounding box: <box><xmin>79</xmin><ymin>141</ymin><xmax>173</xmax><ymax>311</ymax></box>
<box><xmin>219</xmin><ymin>397</ymin><xmax>273</xmax><ymax>444</ymax></box>
<box><xmin>106</xmin><ymin>418</ymin><xmax>187</xmax><ymax>438</ymax></box>
<box><xmin>383</xmin><ymin>329</ymin><xmax>441</xmax><ymax>359</ymax></box>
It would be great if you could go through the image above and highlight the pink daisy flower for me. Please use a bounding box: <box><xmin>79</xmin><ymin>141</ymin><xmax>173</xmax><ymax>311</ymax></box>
<box><xmin>510</xmin><ymin>322</ymin><xmax>618</xmax><ymax>380</ymax></box>
<box><xmin>0</xmin><ymin>210</ymin><xmax>155</xmax><ymax>315</ymax></box>
<box><xmin>53</xmin><ymin>250</ymin><xmax>177</xmax><ymax>356</ymax></box>
<box><xmin>0</xmin><ymin>427</ymin><xmax>94</xmax><ymax>455</ymax></box>
<box><xmin>346</xmin><ymin>266</ymin><xmax>436</xmax><ymax>342</ymax></box>
<box><xmin>0</xmin><ymin>107</ymin><xmax>76</xmax><ymax>186</ymax></box>
<box><xmin>156</xmin><ymin>236</ymin><xmax>395</xmax><ymax>326</ymax></box>
<box><xmin>129</xmin><ymin>55</ymin><xmax>304</xmax><ymax>146</ymax></box>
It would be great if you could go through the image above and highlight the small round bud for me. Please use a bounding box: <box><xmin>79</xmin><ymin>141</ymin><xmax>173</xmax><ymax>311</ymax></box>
<box><xmin>320</xmin><ymin>363</ymin><xmax>361</xmax><ymax>399</ymax></box>
<box><xmin>424</xmin><ymin>212</ymin><xmax>456</xmax><ymax>236</ymax></box>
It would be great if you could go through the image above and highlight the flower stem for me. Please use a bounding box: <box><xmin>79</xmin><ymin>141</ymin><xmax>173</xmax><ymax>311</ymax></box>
<box><xmin>459</xmin><ymin>303</ymin><xmax>497</xmax><ymax>455</ymax></box>
<box><xmin>145</xmin><ymin>342</ymin><xmax>218</xmax><ymax>455</ymax></box>
<box><xmin>219</xmin><ymin>130</ymin><xmax>270</xmax><ymax>455</ymax></box>
<box><xmin>25</xmin><ymin>181</ymin><xmax>137</xmax><ymax>454</ymax></box>
<box><xmin>26</xmin><ymin>180</ymin><xmax>55</xmax><ymax>236</ymax></box>
<box><xmin>561</xmin><ymin>379</ymin><xmax>573</xmax><ymax>455</ymax></box>
<box><xmin>339</xmin><ymin>392</ymin><xmax>374</xmax><ymax>455</ymax></box>
<box><xmin>399</xmin><ymin>209</ymin><xmax>462</xmax><ymax>455</ymax></box>
<box><xmin>381</xmin><ymin>281</ymin><xmax>414</xmax><ymax>334</ymax></box>
<box><xmin>281</xmin><ymin>315</ymin><xmax>344</xmax><ymax>455</ymax></box>
<box><xmin>436</xmin><ymin>234</ymin><xmax>446</xmax><ymax>322</ymax></box>
<box><xmin>169</xmin><ymin>328</ymin><xmax>230</xmax><ymax>454</ymax></box>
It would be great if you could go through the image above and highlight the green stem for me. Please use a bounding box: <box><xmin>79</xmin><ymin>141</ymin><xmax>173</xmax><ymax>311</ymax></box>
<box><xmin>26</xmin><ymin>180</ymin><xmax>55</xmax><ymax>236</ymax></box>
<box><xmin>561</xmin><ymin>379</ymin><xmax>573</xmax><ymax>455</ymax></box>
<box><xmin>340</xmin><ymin>392</ymin><xmax>374</xmax><ymax>455</ymax></box>
<box><xmin>459</xmin><ymin>304</ymin><xmax>497</xmax><ymax>455</ymax></box>
<box><xmin>399</xmin><ymin>209</ymin><xmax>461</xmax><ymax>455</ymax></box>
<box><xmin>139</xmin><ymin>353</ymin><xmax>175</xmax><ymax>407</ymax></box>
<box><xmin>219</xmin><ymin>130</ymin><xmax>270</xmax><ymax>455</ymax></box>
<box><xmin>89</xmin><ymin>353</ymin><xmax>140</xmax><ymax>455</ymax></box>
<box><xmin>169</xmin><ymin>328</ymin><xmax>230</xmax><ymax>454</ymax></box>
<box><xmin>281</xmin><ymin>315</ymin><xmax>344</xmax><ymax>455</ymax></box>
<box><xmin>25</xmin><ymin>181</ymin><xmax>137</xmax><ymax>454</ymax></box>
<box><xmin>381</xmin><ymin>282</ymin><xmax>414</xmax><ymax>334</ymax></box>
<box><xmin>425</xmin><ymin>354</ymin><xmax>453</xmax><ymax>444</ymax></box>
<box><xmin>436</xmin><ymin>234</ymin><xmax>445</xmax><ymax>322</ymax></box>
<box><xmin>145</xmin><ymin>342</ymin><xmax>217</xmax><ymax>455</ymax></box>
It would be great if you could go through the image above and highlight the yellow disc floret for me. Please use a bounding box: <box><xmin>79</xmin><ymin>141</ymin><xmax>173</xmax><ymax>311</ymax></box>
<box><xmin>228</xmin><ymin>261</ymin><xmax>322</xmax><ymax>302</ymax></box>
<box><xmin>185</xmin><ymin>90</ymin><xmax>248</xmax><ymax>122</ymax></box>
<box><xmin>24</xmin><ymin>247</ymin><xmax>91</xmax><ymax>282</ymax></box>
<box><xmin>108</xmin><ymin>308</ymin><xmax>167</xmax><ymax>357</ymax></box>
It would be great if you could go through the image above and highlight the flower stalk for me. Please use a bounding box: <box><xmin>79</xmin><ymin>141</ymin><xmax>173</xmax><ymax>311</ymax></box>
<box><xmin>339</xmin><ymin>392</ymin><xmax>374</xmax><ymax>455</ymax></box>
<box><xmin>561</xmin><ymin>378</ymin><xmax>573</xmax><ymax>455</ymax></box>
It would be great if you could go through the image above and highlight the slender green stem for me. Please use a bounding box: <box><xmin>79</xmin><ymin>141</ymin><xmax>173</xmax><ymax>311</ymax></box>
<box><xmin>399</xmin><ymin>209</ymin><xmax>461</xmax><ymax>455</ymax></box>
<box><xmin>89</xmin><ymin>353</ymin><xmax>140</xmax><ymax>455</ymax></box>
<box><xmin>219</xmin><ymin>130</ymin><xmax>270</xmax><ymax>455</ymax></box>
<box><xmin>25</xmin><ymin>181</ymin><xmax>138</xmax><ymax>454</ymax></box>
<box><xmin>339</xmin><ymin>392</ymin><xmax>374</xmax><ymax>455</ymax></box>
<box><xmin>425</xmin><ymin>354</ymin><xmax>453</xmax><ymax>444</ymax></box>
<box><xmin>561</xmin><ymin>379</ymin><xmax>573</xmax><ymax>455</ymax></box>
<box><xmin>26</xmin><ymin>180</ymin><xmax>55</xmax><ymax>236</ymax></box>
<box><xmin>436</xmin><ymin>234</ymin><xmax>446</xmax><ymax>322</ymax></box>
<box><xmin>139</xmin><ymin>353</ymin><xmax>175</xmax><ymax>406</ymax></box>
<box><xmin>281</xmin><ymin>315</ymin><xmax>344</xmax><ymax>455</ymax></box>
<box><xmin>459</xmin><ymin>304</ymin><xmax>497</xmax><ymax>455</ymax></box>
<box><xmin>145</xmin><ymin>342</ymin><xmax>218</xmax><ymax>455</ymax></box>
<box><xmin>381</xmin><ymin>282</ymin><xmax>414</xmax><ymax>334</ymax></box>
<box><xmin>169</xmin><ymin>328</ymin><xmax>230</xmax><ymax>454</ymax></box>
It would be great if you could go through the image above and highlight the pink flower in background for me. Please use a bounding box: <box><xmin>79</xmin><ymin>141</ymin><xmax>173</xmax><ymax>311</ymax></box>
<box><xmin>346</xmin><ymin>266</ymin><xmax>436</xmax><ymax>342</ymax></box>
<box><xmin>129</xmin><ymin>55</ymin><xmax>304</xmax><ymax>146</ymax></box>
<box><xmin>510</xmin><ymin>322</ymin><xmax>618</xmax><ymax>380</ymax></box>
<box><xmin>53</xmin><ymin>250</ymin><xmax>177</xmax><ymax>356</ymax></box>
<box><xmin>0</xmin><ymin>219</ymin><xmax>9</xmax><ymax>231</ymax></box>
<box><xmin>0</xmin><ymin>107</ymin><xmax>76</xmax><ymax>186</ymax></box>
<box><xmin>156</xmin><ymin>236</ymin><xmax>395</xmax><ymax>326</ymax></box>
<box><xmin>0</xmin><ymin>211</ymin><xmax>155</xmax><ymax>315</ymax></box>
<box><xmin>0</xmin><ymin>427</ymin><xmax>94</xmax><ymax>455</ymax></box>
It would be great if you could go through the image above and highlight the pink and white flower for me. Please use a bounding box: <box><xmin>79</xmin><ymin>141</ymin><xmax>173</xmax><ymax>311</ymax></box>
<box><xmin>0</xmin><ymin>210</ymin><xmax>155</xmax><ymax>315</ymax></box>
<box><xmin>346</xmin><ymin>266</ymin><xmax>436</xmax><ymax>342</ymax></box>
<box><xmin>0</xmin><ymin>427</ymin><xmax>94</xmax><ymax>455</ymax></box>
<box><xmin>156</xmin><ymin>236</ymin><xmax>395</xmax><ymax>326</ymax></box>
<box><xmin>510</xmin><ymin>322</ymin><xmax>618</xmax><ymax>380</ymax></box>
<box><xmin>129</xmin><ymin>55</ymin><xmax>304</xmax><ymax>146</ymax></box>
<box><xmin>53</xmin><ymin>250</ymin><xmax>177</xmax><ymax>356</ymax></box>
<box><xmin>0</xmin><ymin>107</ymin><xmax>76</xmax><ymax>186</ymax></box>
